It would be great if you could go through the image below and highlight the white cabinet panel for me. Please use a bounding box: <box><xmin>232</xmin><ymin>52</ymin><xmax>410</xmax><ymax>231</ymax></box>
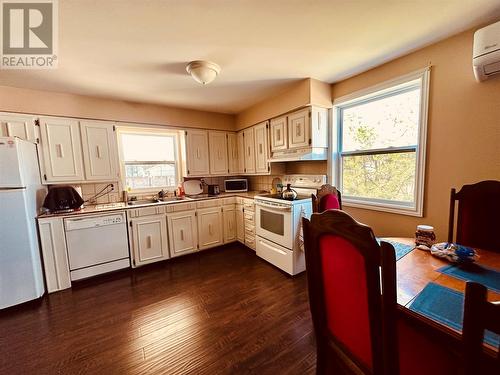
<box><xmin>186</xmin><ymin>130</ymin><xmax>210</xmax><ymax>176</ymax></box>
<box><xmin>131</xmin><ymin>214</ymin><xmax>169</xmax><ymax>267</ymax></box>
<box><xmin>197</xmin><ymin>207</ymin><xmax>223</xmax><ymax>250</ymax></box>
<box><xmin>254</xmin><ymin>121</ymin><xmax>269</xmax><ymax>174</ymax></box>
<box><xmin>209</xmin><ymin>131</ymin><xmax>229</xmax><ymax>175</ymax></box>
<box><xmin>0</xmin><ymin>113</ymin><xmax>37</xmax><ymax>142</ymax></box>
<box><xmin>223</xmin><ymin>205</ymin><xmax>236</xmax><ymax>243</ymax></box>
<box><xmin>167</xmin><ymin>210</ymin><xmax>198</xmax><ymax>258</ymax></box>
<box><xmin>288</xmin><ymin>108</ymin><xmax>310</xmax><ymax>149</ymax></box>
<box><xmin>227</xmin><ymin>133</ymin><xmax>239</xmax><ymax>174</ymax></box>
<box><xmin>270</xmin><ymin>115</ymin><xmax>287</xmax><ymax>151</ymax></box>
<box><xmin>80</xmin><ymin>120</ymin><xmax>118</xmax><ymax>181</ymax></box>
<box><xmin>37</xmin><ymin>217</ymin><xmax>71</xmax><ymax>293</ymax></box>
<box><xmin>39</xmin><ymin>117</ymin><xmax>84</xmax><ymax>183</ymax></box>
<box><xmin>243</xmin><ymin>127</ymin><xmax>255</xmax><ymax>174</ymax></box>
<box><xmin>236</xmin><ymin>203</ymin><xmax>244</xmax><ymax>243</ymax></box>
<box><xmin>236</xmin><ymin>131</ymin><xmax>245</xmax><ymax>174</ymax></box>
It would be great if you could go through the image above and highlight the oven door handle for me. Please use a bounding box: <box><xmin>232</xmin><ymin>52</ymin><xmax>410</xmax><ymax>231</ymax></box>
<box><xmin>255</xmin><ymin>202</ymin><xmax>292</xmax><ymax>211</ymax></box>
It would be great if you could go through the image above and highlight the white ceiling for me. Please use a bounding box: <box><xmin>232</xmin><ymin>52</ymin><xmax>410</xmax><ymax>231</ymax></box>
<box><xmin>1</xmin><ymin>0</ymin><xmax>499</xmax><ymax>114</ymax></box>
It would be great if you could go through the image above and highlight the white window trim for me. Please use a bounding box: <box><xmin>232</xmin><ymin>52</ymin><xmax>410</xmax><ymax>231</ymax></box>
<box><xmin>116</xmin><ymin>127</ymin><xmax>183</xmax><ymax>194</ymax></box>
<box><xmin>330</xmin><ymin>67</ymin><xmax>430</xmax><ymax>217</ymax></box>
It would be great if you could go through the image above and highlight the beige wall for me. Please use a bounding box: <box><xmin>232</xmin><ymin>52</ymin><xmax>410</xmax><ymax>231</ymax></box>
<box><xmin>0</xmin><ymin>85</ymin><xmax>235</xmax><ymax>130</ymax></box>
<box><xmin>304</xmin><ymin>27</ymin><xmax>500</xmax><ymax>240</ymax></box>
<box><xmin>236</xmin><ymin>78</ymin><xmax>332</xmax><ymax>130</ymax></box>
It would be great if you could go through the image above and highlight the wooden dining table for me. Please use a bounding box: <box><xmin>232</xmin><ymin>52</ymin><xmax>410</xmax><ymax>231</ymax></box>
<box><xmin>385</xmin><ymin>237</ymin><xmax>499</xmax><ymax>354</ymax></box>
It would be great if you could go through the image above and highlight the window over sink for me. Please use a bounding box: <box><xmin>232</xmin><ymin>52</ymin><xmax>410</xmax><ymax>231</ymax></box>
<box><xmin>332</xmin><ymin>68</ymin><xmax>430</xmax><ymax>216</ymax></box>
<box><xmin>117</xmin><ymin>128</ymin><xmax>181</xmax><ymax>192</ymax></box>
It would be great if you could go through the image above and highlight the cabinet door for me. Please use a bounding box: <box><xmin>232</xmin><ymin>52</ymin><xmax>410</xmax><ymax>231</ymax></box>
<box><xmin>167</xmin><ymin>211</ymin><xmax>198</xmax><ymax>258</ymax></box>
<box><xmin>223</xmin><ymin>206</ymin><xmax>236</xmax><ymax>243</ymax></box>
<box><xmin>39</xmin><ymin>117</ymin><xmax>85</xmax><ymax>183</ymax></box>
<box><xmin>243</xmin><ymin>127</ymin><xmax>255</xmax><ymax>174</ymax></box>
<box><xmin>236</xmin><ymin>131</ymin><xmax>245</xmax><ymax>174</ymax></box>
<box><xmin>288</xmin><ymin>108</ymin><xmax>310</xmax><ymax>149</ymax></box>
<box><xmin>0</xmin><ymin>113</ymin><xmax>37</xmax><ymax>142</ymax></box>
<box><xmin>80</xmin><ymin>120</ymin><xmax>118</xmax><ymax>181</ymax></box>
<box><xmin>236</xmin><ymin>204</ymin><xmax>245</xmax><ymax>243</ymax></box>
<box><xmin>209</xmin><ymin>131</ymin><xmax>229</xmax><ymax>175</ymax></box>
<box><xmin>270</xmin><ymin>115</ymin><xmax>287</xmax><ymax>151</ymax></box>
<box><xmin>197</xmin><ymin>208</ymin><xmax>223</xmax><ymax>250</ymax></box>
<box><xmin>254</xmin><ymin>121</ymin><xmax>269</xmax><ymax>174</ymax></box>
<box><xmin>131</xmin><ymin>214</ymin><xmax>169</xmax><ymax>267</ymax></box>
<box><xmin>227</xmin><ymin>133</ymin><xmax>239</xmax><ymax>174</ymax></box>
<box><xmin>186</xmin><ymin>130</ymin><xmax>210</xmax><ymax>176</ymax></box>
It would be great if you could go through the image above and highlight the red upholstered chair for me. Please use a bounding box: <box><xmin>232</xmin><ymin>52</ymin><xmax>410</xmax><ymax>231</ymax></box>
<box><xmin>448</xmin><ymin>180</ymin><xmax>500</xmax><ymax>252</ymax></box>
<box><xmin>312</xmin><ymin>184</ymin><xmax>342</xmax><ymax>213</ymax></box>
<box><xmin>462</xmin><ymin>282</ymin><xmax>500</xmax><ymax>375</ymax></box>
<box><xmin>302</xmin><ymin>210</ymin><xmax>459</xmax><ymax>375</ymax></box>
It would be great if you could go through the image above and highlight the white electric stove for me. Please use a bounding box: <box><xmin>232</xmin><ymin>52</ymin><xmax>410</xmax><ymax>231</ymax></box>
<box><xmin>254</xmin><ymin>175</ymin><xmax>326</xmax><ymax>275</ymax></box>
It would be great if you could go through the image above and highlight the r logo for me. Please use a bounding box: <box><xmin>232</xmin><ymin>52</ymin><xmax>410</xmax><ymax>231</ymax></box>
<box><xmin>2</xmin><ymin>2</ymin><xmax>53</xmax><ymax>54</ymax></box>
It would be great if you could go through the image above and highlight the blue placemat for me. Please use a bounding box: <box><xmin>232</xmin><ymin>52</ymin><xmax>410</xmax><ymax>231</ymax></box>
<box><xmin>409</xmin><ymin>282</ymin><xmax>499</xmax><ymax>347</ymax></box>
<box><xmin>438</xmin><ymin>263</ymin><xmax>500</xmax><ymax>293</ymax></box>
<box><xmin>376</xmin><ymin>238</ymin><xmax>414</xmax><ymax>260</ymax></box>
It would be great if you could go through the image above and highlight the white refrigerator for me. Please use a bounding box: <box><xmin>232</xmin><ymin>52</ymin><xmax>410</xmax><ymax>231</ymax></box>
<box><xmin>0</xmin><ymin>137</ymin><xmax>47</xmax><ymax>309</ymax></box>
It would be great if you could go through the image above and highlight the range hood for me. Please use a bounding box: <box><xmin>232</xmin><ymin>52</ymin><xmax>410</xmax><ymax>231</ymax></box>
<box><xmin>269</xmin><ymin>147</ymin><xmax>328</xmax><ymax>162</ymax></box>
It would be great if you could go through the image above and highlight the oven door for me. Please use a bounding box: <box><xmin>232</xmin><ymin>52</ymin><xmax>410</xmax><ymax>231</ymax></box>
<box><xmin>255</xmin><ymin>200</ymin><xmax>292</xmax><ymax>249</ymax></box>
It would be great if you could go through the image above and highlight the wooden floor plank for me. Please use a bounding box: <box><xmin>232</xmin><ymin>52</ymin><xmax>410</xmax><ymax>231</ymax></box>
<box><xmin>0</xmin><ymin>244</ymin><xmax>316</xmax><ymax>374</ymax></box>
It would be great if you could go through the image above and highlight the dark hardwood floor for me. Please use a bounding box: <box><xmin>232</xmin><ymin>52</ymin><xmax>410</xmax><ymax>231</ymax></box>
<box><xmin>0</xmin><ymin>244</ymin><xmax>316</xmax><ymax>374</ymax></box>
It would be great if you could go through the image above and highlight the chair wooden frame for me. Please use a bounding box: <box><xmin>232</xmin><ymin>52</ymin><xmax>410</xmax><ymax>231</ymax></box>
<box><xmin>463</xmin><ymin>282</ymin><xmax>500</xmax><ymax>374</ymax></box>
<box><xmin>312</xmin><ymin>184</ymin><xmax>342</xmax><ymax>213</ymax></box>
<box><xmin>448</xmin><ymin>180</ymin><xmax>500</xmax><ymax>249</ymax></box>
<box><xmin>302</xmin><ymin>210</ymin><xmax>398</xmax><ymax>374</ymax></box>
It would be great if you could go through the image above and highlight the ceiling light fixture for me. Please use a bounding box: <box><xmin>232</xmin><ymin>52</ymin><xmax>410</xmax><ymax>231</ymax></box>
<box><xmin>186</xmin><ymin>60</ymin><xmax>221</xmax><ymax>85</ymax></box>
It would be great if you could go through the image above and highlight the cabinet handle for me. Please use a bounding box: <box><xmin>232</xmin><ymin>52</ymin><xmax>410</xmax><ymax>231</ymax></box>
<box><xmin>209</xmin><ymin>224</ymin><xmax>213</xmax><ymax>235</ymax></box>
<box><xmin>197</xmin><ymin>149</ymin><xmax>200</xmax><ymax>159</ymax></box>
<box><xmin>248</xmin><ymin>146</ymin><xmax>250</xmax><ymax>156</ymax></box>
<box><xmin>218</xmin><ymin>150</ymin><xmax>221</xmax><ymax>159</ymax></box>
<box><xmin>180</xmin><ymin>229</ymin><xmax>184</xmax><ymax>241</ymax></box>
<box><xmin>296</xmin><ymin>125</ymin><xmax>301</xmax><ymax>137</ymax></box>
<box><xmin>56</xmin><ymin>144</ymin><xmax>64</xmax><ymax>158</ymax></box>
<box><xmin>259</xmin><ymin>144</ymin><xmax>263</xmax><ymax>154</ymax></box>
<box><xmin>96</xmin><ymin>145</ymin><xmax>101</xmax><ymax>159</ymax></box>
<box><xmin>277</xmin><ymin>128</ymin><xmax>280</xmax><ymax>141</ymax></box>
<box><xmin>146</xmin><ymin>235</ymin><xmax>152</xmax><ymax>249</ymax></box>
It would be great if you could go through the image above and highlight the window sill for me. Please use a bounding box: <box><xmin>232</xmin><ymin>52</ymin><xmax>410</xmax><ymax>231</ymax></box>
<box><xmin>343</xmin><ymin>199</ymin><xmax>423</xmax><ymax>217</ymax></box>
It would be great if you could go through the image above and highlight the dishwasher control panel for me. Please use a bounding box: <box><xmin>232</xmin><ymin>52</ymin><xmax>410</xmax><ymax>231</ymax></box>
<box><xmin>64</xmin><ymin>212</ymin><xmax>125</xmax><ymax>231</ymax></box>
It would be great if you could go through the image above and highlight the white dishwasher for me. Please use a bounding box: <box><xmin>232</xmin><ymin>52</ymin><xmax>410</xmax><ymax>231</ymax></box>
<box><xmin>64</xmin><ymin>212</ymin><xmax>130</xmax><ymax>281</ymax></box>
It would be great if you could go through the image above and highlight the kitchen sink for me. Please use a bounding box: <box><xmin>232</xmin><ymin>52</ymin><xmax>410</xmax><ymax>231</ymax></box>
<box><xmin>127</xmin><ymin>197</ymin><xmax>192</xmax><ymax>206</ymax></box>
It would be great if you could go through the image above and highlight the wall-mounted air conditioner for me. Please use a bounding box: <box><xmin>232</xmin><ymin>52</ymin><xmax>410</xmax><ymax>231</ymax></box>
<box><xmin>473</xmin><ymin>20</ymin><xmax>500</xmax><ymax>82</ymax></box>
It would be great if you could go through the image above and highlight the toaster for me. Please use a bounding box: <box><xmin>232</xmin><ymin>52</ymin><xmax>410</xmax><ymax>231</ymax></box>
<box><xmin>208</xmin><ymin>185</ymin><xmax>220</xmax><ymax>196</ymax></box>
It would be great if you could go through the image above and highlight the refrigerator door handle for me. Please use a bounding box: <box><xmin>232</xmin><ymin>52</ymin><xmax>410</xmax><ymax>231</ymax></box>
<box><xmin>0</xmin><ymin>187</ymin><xmax>27</xmax><ymax>191</ymax></box>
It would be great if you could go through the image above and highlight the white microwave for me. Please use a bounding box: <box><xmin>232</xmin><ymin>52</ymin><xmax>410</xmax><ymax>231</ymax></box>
<box><xmin>224</xmin><ymin>179</ymin><xmax>248</xmax><ymax>192</ymax></box>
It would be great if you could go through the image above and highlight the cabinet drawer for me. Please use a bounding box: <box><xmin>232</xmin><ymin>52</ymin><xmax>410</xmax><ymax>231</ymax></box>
<box><xmin>235</xmin><ymin>197</ymin><xmax>244</xmax><ymax>204</ymax></box>
<box><xmin>244</xmin><ymin>211</ymin><xmax>254</xmax><ymax>222</ymax></box>
<box><xmin>245</xmin><ymin>235</ymin><xmax>256</xmax><ymax>249</ymax></box>
<box><xmin>222</xmin><ymin>197</ymin><xmax>236</xmax><ymax>205</ymax></box>
<box><xmin>128</xmin><ymin>206</ymin><xmax>158</xmax><ymax>218</ymax></box>
<box><xmin>222</xmin><ymin>204</ymin><xmax>235</xmax><ymax>211</ymax></box>
<box><xmin>165</xmin><ymin>202</ymin><xmax>197</xmax><ymax>213</ymax></box>
<box><xmin>196</xmin><ymin>199</ymin><xmax>221</xmax><ymax>209</ymax></box>
<box><xmin>244</xmin><ymin>226</ymin><xmax>255</xmax><ymax>237</ymax></box>
<box><xmin>243</xmin><ymin>201</ymin><xmax>255</xmax><ymax>212</ymax></box>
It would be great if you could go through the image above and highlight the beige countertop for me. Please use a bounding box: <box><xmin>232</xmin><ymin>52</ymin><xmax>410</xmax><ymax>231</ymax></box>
<box><xmin>38</xmin><ymin>191</ymin><xmax>265</xmax><ymax>219</ymax></box>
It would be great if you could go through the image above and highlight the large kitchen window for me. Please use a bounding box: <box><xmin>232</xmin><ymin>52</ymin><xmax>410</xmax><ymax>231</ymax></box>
<box><xmin>333</xmin><ymin>69</ymin><xmax>430</xmax><ymax>216</ymax></box>
<box><xmin>118</xmin><ymin>129</ymin><xmax>180</xmax><ymax>192</ymax></box>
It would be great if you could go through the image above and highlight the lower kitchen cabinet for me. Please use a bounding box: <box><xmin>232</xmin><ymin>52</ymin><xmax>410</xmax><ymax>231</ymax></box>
<box><xmin>167</xmin><ymin>210</ymin><xmax>198</xmax><ymax>258</ymax></box>
<box><xmin>222</xmin><ymin>205</ymin><xmax>237</xmax><ymax>243</ymax></box>
<box><xmin>37</xmin><ymin>217</ymin><xmax>72</xmax><ymax>293</ymax></box>
<box><xmin>236</xmin><ymin>203</ymin><xmax>245</xmax><ymax>243</ymax></box>
<box><xmin>129</xmin><ymin>214</ymin><xmax>169</xmax><ymax>267</ymax></box>
<box><xmin>197</xmin><ymin>207</ymin><xmax>223</xmax><ymax>250</ymax></box>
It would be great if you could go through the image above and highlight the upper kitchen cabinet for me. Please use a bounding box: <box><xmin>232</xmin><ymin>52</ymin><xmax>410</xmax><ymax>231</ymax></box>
<box><xmin>269</xmin><ymin>106</ymin><xmax>329</xmax><ymax>161</ymax></box>
<box><xmin>287</xmin><ymin>108</ymin><xmax>310</xmax><ymax>149</ymax></box>
<box><xmin>254</xmin><ymin>121</ymin><xmax>270</xmax><ymax>174</ymax></box>
<box><xmin>208</xmin><ymin>131</ymin><xmax>229</xmax><ymax>175</ymax></box>
<box><xmin>243</xmin><ymin>127</ymin><xmax>256</xmax><ymax>174</ymax></box>
<box><xmin>0</xmin><ymin>112</ymin><xmax>37</xmax><ymax>143</ymax></box>
<box><xmin>227</xmin><ymin>132</ymin><xmax>240</xmax><ymax>174</ymax></box>
<box><xmin>39</xmin><ymin>117</ymin><xmax>85</xmax><ymax>183</ymax></box>
<box><xmin>270</xmin><ymin>115</ymin><xmax>287</xmax><ymax>151</ymax></box>
<box><xmin>185</xmin><ymin>129</ymin><xmax>210</xmax><ymax>177</ymax></box>
<box><xmin>236</xmin><ymin>131</ymin><xmax>245</xmax><ymax>174</ymax></box>
<box><xmin>80</xmin><ymin>120</ymin><xmax>118</xmax><ymax>181</ymax></box>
